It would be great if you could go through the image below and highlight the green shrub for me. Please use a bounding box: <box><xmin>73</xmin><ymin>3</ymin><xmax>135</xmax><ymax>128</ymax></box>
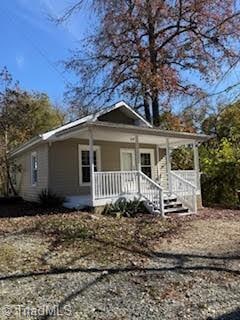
<box><xmin>103</xmin><ymin>197</ymin><xmax>146</xmax><ymax>218</ymax></box>
<box><xmin>200</xmin><ymin>139</ymin><xmax>240</xmax><ymax>208</ymax></box>
<box><xmin>38</xmin><ymin>189</ymin><xmax>65</xmax><ymax>208</ymax></box>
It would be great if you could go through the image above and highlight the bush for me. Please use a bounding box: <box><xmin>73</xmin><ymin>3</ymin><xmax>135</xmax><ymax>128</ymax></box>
<box><xmin>103</xmin><ymin>197</ymin><xmax>146</xmax><ymax>218</ymax></box>
<box><xmin>38</xmin><ymin>189</ymin><xmax>65</xmax><ymax>208</ymax></box>
<box><xmin>0</xmin><ymin>196</ymin><xmax>23</xmax><ymax>205</ymax></box>
<box><xmin>200</xmin><ymin>139</ymin><xmax>240</xmax><ymax>208</ymax></box>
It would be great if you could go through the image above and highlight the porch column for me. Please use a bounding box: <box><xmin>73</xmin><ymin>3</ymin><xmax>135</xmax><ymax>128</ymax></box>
<box><xmin>89</xmin><ymin>128</ymin><xmax>95</xmax><ymax>206</ymax></box>
<box><xmin>193</xmin><ymin>141</ymin><xmax>200</xmax><ymax>190</ymax></box>
<box><xmin>166</xmin><ymin>138</ymin><xmax>172</xmax><ymax>193</ymax></box>
<box><xmin>156</xmin><ymin>145</ymin><xmax>160</xmax><ymax>182</ymax></box>
<box><xmin>135</xmin><ymin>135</ymin><xmax>141</xmax><ymax>194</ymax></box>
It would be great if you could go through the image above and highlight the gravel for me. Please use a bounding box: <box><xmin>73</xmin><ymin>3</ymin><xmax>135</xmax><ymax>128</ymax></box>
<box><xmin>0</xmin><ymin>208</ymin><xmax>240</xmax><ymax>320</ymax></box>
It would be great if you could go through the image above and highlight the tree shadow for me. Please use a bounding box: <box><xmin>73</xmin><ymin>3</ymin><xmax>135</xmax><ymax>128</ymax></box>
<box><xmin>37</xmin><ymin>273</ymin><xmax>107</xmax><ymax>320</ymax></box>
<box><xmin>0</xmin><ymin>250</ymin><xmax>239</xmax><ymax>319</ymax></box>
<box><xmin>211</xmin><ymin>308</ymin><xmax>240</xmax><ymax>320</ymax></box>
<box><xmin>0</xmin><ymin>201</ymin><xmax>74</xmax><ymax>218</ymax></box>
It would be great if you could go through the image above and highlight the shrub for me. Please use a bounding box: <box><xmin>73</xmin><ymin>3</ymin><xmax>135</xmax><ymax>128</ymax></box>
<box><xmin>38</xmin><ymin>189</ymin><xmax>65</xmax><ymax>208</ymax></box>
<box><xmin>0</xmin><ymin>196</ymin><xmax>23</xmax><ymax>205</ymax></box>
<box><xmin>103</xmin><ymin>197</ymin><xmax>146</xmax><ymax>218</ymax></box>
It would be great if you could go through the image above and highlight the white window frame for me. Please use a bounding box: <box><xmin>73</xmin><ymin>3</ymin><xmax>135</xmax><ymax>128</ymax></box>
<box><xmin>31</xmin><ymin>151</ymin><xmax>38</xmax><ymax>186</ymax></box>
<box><xmin>120</xmin><ymin>148</ymin><xmax>155</xmax><ymax>178</ymax></box>
<box><xmin>120</xmin><ymin>149</ymin><xmax>136</xmax><ymax>171</ymax></box>
<box><xmin>78</xmin><ymin>145</ymin><xmax>101</xmax><ymax>186</ymax></box>
<box><xmin>139</xmin><ymin>148</ymin><xmax>155</xmax><ymax>179</ymax></box>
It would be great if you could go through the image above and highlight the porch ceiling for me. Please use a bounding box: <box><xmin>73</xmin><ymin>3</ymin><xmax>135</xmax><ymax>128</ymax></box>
<box><xmin>55</xmin><ymin>122</ymin><xmax>209</xmax><ymax>147</ymax></box>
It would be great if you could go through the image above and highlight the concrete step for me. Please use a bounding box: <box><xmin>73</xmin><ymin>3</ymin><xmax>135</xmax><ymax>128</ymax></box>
<box><xmin>164</xmin><ymin>207</ymin><xmax>189</xmax><ymax>215</ymax></box>
<box><xmin>164</xmin><ymin>201</ymin><xmax>183</xmax><ymax>209</ymax></box>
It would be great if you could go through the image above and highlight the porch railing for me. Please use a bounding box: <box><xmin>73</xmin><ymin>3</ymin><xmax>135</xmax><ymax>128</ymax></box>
<box><xmin>94</xmin><ymin>171</ymin><xmax>139</xmax><ymax>199</ymax></box>
<box><xmin>94</xmin><ymin>171</ymin><xmax>164</xmax><ymax>215</ymax></box>
<box><xmin>170</xmin><ymin>171</ymin><xmax>197</xmax><ymax>213</ymax></box>
<box><xmin>171</xmin><ymin>170</ymin><xmax>198</xmax><ymax>189</ymax></box>
<box><xmin>139</xmin><ymin>171</ymin><xmax>164</xmax><ymax>215</ymax></box>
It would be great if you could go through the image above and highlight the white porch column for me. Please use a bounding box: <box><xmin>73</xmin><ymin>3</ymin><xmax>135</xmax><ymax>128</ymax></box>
<box><xmin>135</xmin><ymin>135</ymin><xmax>141</xmax><ymax>194</ymax></box>
<box><xmin>166</xmin><ymin>138</ymin><xmax>172</xmax><ymax>193</ymax></box>
<box><xmin>89</xmin><ymin>128</ymin><xmax>95</xmax><ymax>206</ymax></box>
<box><xmin>156</xmin><ymin>145</ymin><xmax>160</xmax><ymax>182</ymax></box>
<box><xmin>193</xmin><ymin>141</ymin><xmax>200</xmax><ymax>190</ymax></box>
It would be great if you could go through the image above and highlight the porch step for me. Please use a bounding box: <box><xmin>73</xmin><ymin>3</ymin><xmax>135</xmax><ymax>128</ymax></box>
<box><xmin>164</xmin><ymin>201</ymin><xmax>183</xmax><ymax>209</ymax></box>
<box><xmin>163</xmin><ymin>194</ymin><xmax>189</xmax><ymax>216</ymax></box>
<box><xmin>164</xmin><ymin>206</ymin><xmax>189</xmax><ymax>215</ymax></box>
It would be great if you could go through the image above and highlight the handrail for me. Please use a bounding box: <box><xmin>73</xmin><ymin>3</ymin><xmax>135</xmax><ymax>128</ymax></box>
<box><xmin>170</xmin><ymin>171</ymin><xmax>197</xmax><ymax>189</ymax></box>
<box><xmin>170</xmin><ymin>171</ymin><xmax>197</xmax><ymax>213</ymax></box>
<box><xmin>138</xmin><ymin>171</ymin><xmax>165</xmax><ymax>216</ymax></box>
<box><xmin>94</xmin><ymin>170</ymin><xmax>165</xmax><ymax>216</ymax></box>
<box><xmin>171</xmin><ymin>170</ymin><xmax>198</xmax><ymax>189</ymax></box>
<box><xmin>138</xmin><ymin>171</ymin><xmax>164</xmax><ymax>191</ymax></box>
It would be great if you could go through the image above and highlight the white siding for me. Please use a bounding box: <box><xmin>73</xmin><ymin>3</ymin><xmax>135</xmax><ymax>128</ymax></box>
<box><xmin>14</xmin><ymin>144</ymin><xmax>49</xmax><ymax>202</ymax></box>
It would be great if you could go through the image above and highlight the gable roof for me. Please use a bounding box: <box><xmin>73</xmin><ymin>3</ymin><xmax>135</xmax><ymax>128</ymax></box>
<box><xmin>10</xmin><ymin>100</ymin><xmax>210</xmax><ymax>157</ymax></box>
<box><xmin>42</xmin><ymin>101</ymin><xmax>152</xmax><ymax>140</ymax></box>
<box><xmin>10</xmin><ymin>101</ymin><xmax>152</xmax><ymax>156</ymax></box>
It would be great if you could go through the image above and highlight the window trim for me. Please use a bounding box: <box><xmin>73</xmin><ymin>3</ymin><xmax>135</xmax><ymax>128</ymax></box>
<box><xmin>78</xmin><ymin>145</ymin><xmax>101</xmax><ymax>186</ymax></box>
<box><xmin>31</xmin><ymin>151</ymin><xmax>38</xmax><ymax>187</ymax></box>
<box><xmin>120</xmin><ymin>149</ymin><xmax>136</xmax><ymax>171</ymax></box>
<box><xmin>120</xmin><ymin>148</ymin><xmax>155</xmax><ymax>178</ymax></box>
<box><xmin>140</xmin><ymin>148</ymin><xmax>155</xmax><ymax>179</ymax></box>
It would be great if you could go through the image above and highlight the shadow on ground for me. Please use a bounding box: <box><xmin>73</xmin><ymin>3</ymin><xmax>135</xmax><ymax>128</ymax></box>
<box><xmin>210</xmin><ymin>308</ymin><xmax>240</xmax><ymax>320</ymax></box>
<box><xmin>0</xmin><ymin>251</ymin><xmax>239</xmax><ymax>320</ymax></box>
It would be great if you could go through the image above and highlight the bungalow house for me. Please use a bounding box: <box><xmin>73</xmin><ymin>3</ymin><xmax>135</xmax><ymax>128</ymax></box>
<box><xmin>10</xmin><ymin>101</ymin><xmax>208</xmax><ymax>216</ymax></box>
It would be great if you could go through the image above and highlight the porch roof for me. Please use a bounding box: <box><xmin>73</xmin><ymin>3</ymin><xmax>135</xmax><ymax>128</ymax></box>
<box><xmin>55</xmin><ymin>121</ymin><xmax>210</xmax><ymax>147</ymax></box>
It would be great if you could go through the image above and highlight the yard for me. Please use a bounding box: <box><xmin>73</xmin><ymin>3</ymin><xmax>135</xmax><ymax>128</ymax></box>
<box><xmin>0</xmin><ymin>205</ymin><xmax>239</xmax><ymax>320</ymax></box>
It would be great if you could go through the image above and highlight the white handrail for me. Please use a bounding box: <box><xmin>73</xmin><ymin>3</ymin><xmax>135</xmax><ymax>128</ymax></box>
<box><xmin>94</xmin><ymin>171</ymin><xmax>165</xmax><ymax>216</ymax></box>
<box><xmin>138</xmin><ymin>171</ymin><xmax>165</xmax><ymax>216</ymax></box>
<box><xmin>171</xmin><ymin>170</ymin><xmax>198</xmax><ymax>189</ymax></box>
<box><xmin>170</xmin><ymin>171</ymin><xmax>197</xmax><ymax>213</ymax></box>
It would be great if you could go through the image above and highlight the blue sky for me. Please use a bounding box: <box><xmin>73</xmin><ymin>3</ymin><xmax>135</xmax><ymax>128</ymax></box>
<box><xmin>0</xmin><ymin>0</ymin><xmax>90</xmax><ymax>107</ymax></box>
<box><xmin>0</xmin><ymin>0</ymin><xmax>239</xmax><ymax>113</ymax></box>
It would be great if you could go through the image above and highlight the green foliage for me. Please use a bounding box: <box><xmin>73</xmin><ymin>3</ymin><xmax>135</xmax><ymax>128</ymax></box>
<box><xmin>38</xmin><ymin>189</ymin><xmax>65</xmax><ymax>208</ymax></box>
<box><xmin>103</xmin><ymin>197</ymin><xmax>146</xmax><ymax>218</ymax></box>
<box><xmin>171</xmin><ymin>146</ymin><xmax>193</xmax><ymax>170</ymax></box>
<box><xmin>200</xmin><ymin>139</ymin><xmax>240</xmax><ymax>207</ymax></box>
<box><xmin>0</xmin><ymin>67</ymin><xmax>65</xmax><ymax>196</ymax></box>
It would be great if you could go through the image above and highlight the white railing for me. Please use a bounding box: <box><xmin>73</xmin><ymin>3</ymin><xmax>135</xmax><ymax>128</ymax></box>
<box><xmin>139</xmin><ymin>171</ymin><xmax>164</xmax><ymax>215</ymax></box>
<box><xmin>94</xmin><ymin>171</ymin><xmax>139</xmax><ymax>199</ymax></box>
<box><xmin>94</xmin><ymin>171</ymin><xmax>165</xmax><ymax>215</ymax></box>
<box><xmin>171</xmin><ymin>170</ymin><xmax>198</xmax><ymax>189</ymax></box>
<box><xmin>170</xmin><ymin>171</ymin><xmax>197</xmax><ymax>213</ymax></box>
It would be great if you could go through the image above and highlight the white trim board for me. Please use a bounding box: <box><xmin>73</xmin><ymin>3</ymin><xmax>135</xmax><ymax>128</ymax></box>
<box><xmin>78</xmin><ymin>145</ymin><xmax>101</xmax><ymax>186</ymax></box>
<box><xmin>120</xmin><ymin>148</ymin><xmax>155</xmax><ymax>179</ymax></box>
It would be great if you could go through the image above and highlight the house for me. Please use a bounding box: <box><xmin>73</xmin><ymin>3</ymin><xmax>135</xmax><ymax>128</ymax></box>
<box><xmin>10</xmin><ymin>101</ymin><xmax>209</xmax><ymax>216</ymax></box>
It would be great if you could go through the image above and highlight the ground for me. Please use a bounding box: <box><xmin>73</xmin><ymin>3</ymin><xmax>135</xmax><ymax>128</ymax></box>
<box><xmin>0</xmin><ymin>204</ymin><xmax>239</xmax><ymax>320</ymax></box>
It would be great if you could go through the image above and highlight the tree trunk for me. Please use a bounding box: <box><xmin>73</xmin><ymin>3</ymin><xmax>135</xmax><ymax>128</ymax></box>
<box><xmin>152</xmin><ymin>91</ymin><xmax>160</xmax><ymax>126</ymax></box>
<box><xmin>143</xmin><ymin>96</ymin><xmax>151</xmax><ymax>123</ymax></box>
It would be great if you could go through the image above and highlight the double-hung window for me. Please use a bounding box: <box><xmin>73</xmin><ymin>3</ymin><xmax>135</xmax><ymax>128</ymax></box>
<box><xmin>140</xmin><ymin>152</ymin><xmax>153</xmax><ymax>179</ymax></box>
<box><xmin>31</xmin><ymin>152</ymin><xmax>38</xmax><ymax>186</ymax></box>
<box><xmin>79</xmin><ymin>146</ymin><xmax>100</xmax><ymax>185</ymax></box>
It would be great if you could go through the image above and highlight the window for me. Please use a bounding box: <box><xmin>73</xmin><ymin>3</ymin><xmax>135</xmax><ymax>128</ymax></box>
<box><xmin>140</xmin><ymin>152</ymin><xmax>152</xmax><ymax>178</ymax></box>
<box><xmin>79</xmin><ymin>146</ymin><xmax>100</xmax><ymax>185</ymax></box>
<box><xmin>31</xmin><ymin>152</ymin><xmax>38</xmax><ymax>186</ymax></box>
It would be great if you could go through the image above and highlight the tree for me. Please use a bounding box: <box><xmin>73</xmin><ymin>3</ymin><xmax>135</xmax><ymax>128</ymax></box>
<box><xmin>57</xmin><ymin>0</ymin><xmax>240</xmax><ymax>125</ymax></box>
<box><xmin>200</xmin><ymin>100</ymin><xmax>240</xmax><ymax>207</ymax></box>
<box><xmin>0</xmin><ymin>67</ymin><xmax>65</xmax><ymax>196</ymax></box>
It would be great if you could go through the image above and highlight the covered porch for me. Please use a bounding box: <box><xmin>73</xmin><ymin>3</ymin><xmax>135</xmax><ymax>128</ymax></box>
<box><xmin>55</xmin><ymin>121</ymin><xmax>205</xmax><ymax>215</ymax></box>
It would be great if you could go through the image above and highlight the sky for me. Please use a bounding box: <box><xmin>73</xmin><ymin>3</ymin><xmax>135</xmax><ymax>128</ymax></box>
<box><xmin>0</xmin><ymin>0</ymin><xmax>90</xmax><ymax>107</ymax></box>
<box><xmin>0</xmin><ymin>1</ymin><xmax>240</xmax><ymax>113</ymax></box>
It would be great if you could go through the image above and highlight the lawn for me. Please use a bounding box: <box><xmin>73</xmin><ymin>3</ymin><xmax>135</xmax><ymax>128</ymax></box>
<box><xmin>0</xmin><ymin>205</ymin><xmax>239</xmax><ymax>319</ymax></box>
